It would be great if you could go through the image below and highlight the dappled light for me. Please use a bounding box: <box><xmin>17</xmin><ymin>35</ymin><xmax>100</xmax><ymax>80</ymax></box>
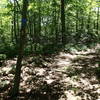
<box><xmin>1</xmin><ymin>0</ymin><xmax>100</xmax><ymax>99</ymax></box>
<box><xmin>0</xmin><ymin>45</ymin><xmax>100</xmax><ymax>100</ymax></box>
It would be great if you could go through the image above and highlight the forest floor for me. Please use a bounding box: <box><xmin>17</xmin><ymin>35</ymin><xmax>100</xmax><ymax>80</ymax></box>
<box><xmin>0</xmin><ymin>44</ymin><xmax>100</xmax><ymax>100</ymax></box>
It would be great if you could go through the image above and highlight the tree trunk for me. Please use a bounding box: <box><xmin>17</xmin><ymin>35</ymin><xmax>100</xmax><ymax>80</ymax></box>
<box><xmin>76</xmin><ymin>10</ymin><xmax>79</xmax><ymax>33</ymax></box>
<box><xmin>14</xmin><ymin>0</ymin><xmax>17</xmax><ymax>44</ymax></box>
<box><xmin>61</xmin><ymin>0</ymin><xmax>66</xmax><ymax>45</ymax></box>
<box><xmin>97</xmin><ymin>7</ymin><xmax>99</xmax><ymax>35</ymax></box>
<box><xmin>11</xmin><ymin>0</ymin><xmax>28</xmax><ymax>97</ymax></box>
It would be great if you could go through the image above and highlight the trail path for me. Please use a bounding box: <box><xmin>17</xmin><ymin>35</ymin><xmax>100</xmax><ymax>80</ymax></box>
<box><xmin>0</xmin><ymin>45</ymin><xmax>100</xmax><ymax>100</ymax></box>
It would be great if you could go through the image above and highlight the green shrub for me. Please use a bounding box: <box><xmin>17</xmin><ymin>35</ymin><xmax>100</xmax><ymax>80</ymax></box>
<box><xmin>0</xmin><ymin>54</ymin><xmax>6</xmax><ymax>60</ymax></box>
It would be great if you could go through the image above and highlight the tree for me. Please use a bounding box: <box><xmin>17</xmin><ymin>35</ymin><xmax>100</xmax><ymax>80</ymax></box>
<box><xmin>61</xmin><ymin>0</ymin><xmax>66</xmax><ymax>45</ymax></box>
<box><xmin>97</xmin><ymin>4</ymin><xmax>99</xmax><ymax>35</ymax></box>
<box><xmin>11</xmin><ymin>0</ymin><xmax>28</xmax><ymax>97</ymax></box>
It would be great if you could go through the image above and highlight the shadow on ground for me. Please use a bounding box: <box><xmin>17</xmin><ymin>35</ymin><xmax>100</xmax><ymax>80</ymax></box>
<box><xmin>65</xmin><ymin>52</ymin><xmax>100</xmax><ymax>100</ymax></box>
<box><xmin>1</xmin><ymin>47</ymin><xmax>100</xmax><ymax>100</ymax></box>
<box><xmin>70</xmin><ymin>52</ymin><xmax>100</xmax><ymax>79</ymax></box>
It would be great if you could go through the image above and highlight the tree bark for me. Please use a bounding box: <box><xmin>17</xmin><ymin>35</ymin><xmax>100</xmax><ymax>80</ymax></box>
<box><xmin>11</xmin><ymin>0</ymin><xmax>28</xmax><ymax>97</ymax></box>
<box><xmin>61</xmin><ymin>0</ymin><xmax>66</xmax><ymax>45</ymax></box>
<box><xmin>97</xmin><ymin>7</ymin><xmax>99</xmax><ymax>35</ymax></box>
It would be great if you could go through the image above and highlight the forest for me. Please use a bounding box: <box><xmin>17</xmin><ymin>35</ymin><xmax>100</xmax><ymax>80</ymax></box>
<box><xmin>0</xmin><ymin>0</ymin><xmax>100</xmax><ymax>100</ymax></box>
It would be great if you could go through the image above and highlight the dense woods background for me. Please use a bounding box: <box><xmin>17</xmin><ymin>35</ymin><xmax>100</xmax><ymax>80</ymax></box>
<box><xmin>0</xmin><ymin>0</ymin><xmax>100</xmax><ymax>100</ymax></box>
<box><xmin>0</xmin><ymin>0</ymin><xmax>100</xmax><ymax>57</ymax></box>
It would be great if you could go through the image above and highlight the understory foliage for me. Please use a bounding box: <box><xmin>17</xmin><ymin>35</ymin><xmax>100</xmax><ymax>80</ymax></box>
<box><xmin>0</xmin><ymin>0</ymin><xmax>100</xmax><ymax>57</ymax></box>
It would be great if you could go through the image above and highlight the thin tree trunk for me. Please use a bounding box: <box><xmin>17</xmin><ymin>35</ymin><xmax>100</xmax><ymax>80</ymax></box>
<box><xmin>14</xmin><ymin>0</ymin><xmax>17</xmax><ymax>44</ymax></box>
<box><xmin>76</xmin><ymin>10</ymin><xmax>79</xmax><ymax>33</ymax></box>
<box><xmin>11</xmin><ymin>0</ymin><xmax>28</xmax><ymax>97</ymax></box>
<box><xmin>87</xmin><ymin>13</ymin><xmax>91</xmax><ymax>34</ymax></box>
<box><xmin>61</xmin><ymin>0</ymin><xmax>66</xmax><ymax>45</ymax></box>
<box><xmin>97</xmin><ymin>7</ymin><xmax>99</xmax><ymax>35</ymax></box>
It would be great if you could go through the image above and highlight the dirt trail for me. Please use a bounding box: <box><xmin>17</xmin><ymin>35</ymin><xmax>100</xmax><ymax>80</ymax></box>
<box><xmin>0</xmin><ymin>46</ymin><xmax>100</xmax><ymax>100</ymax></box>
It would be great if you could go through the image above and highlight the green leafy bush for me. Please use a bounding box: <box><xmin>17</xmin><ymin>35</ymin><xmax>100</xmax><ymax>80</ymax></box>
<box><xmin>0</xmin><ymin>54</ymin><xmax>6</xmax><ymax>60</ymax></box>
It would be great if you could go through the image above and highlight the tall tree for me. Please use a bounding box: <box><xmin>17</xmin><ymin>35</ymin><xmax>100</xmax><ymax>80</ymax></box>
<box><xmin>97</xmin><ymin>6</ymin><xmax>99</xmax><ymax>35</ymax></box>
<box><xmin>11</xmin><ymin>0</ymin><xmax>28</xmax><ymax>97</ymax></box>
<box><xmin>61</xmin><ymin>0</ymin><xmax>66</xmax><ymax>45</ymax></box>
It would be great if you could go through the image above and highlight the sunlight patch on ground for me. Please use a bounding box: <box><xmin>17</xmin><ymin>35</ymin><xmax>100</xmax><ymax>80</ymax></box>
<box><xmin>35</xmin><ymin>68</ymin><xmax>46</xmax><ymax>76</ymax></box>
<box><xmin>56</xmin><ymin>60</ymin><xmax>71</xmax><ymax>67</ymax></box>
<box><xmin>64</xmin><ymin>91</ymin><xmax>81</xmax><ymax>100</ymax></box>
<box><xmin>45</xmin><ymin>79</ymin><xmax>54</xmax><ymax>84</ymax></box>
<box><xmin>59</xmin><ymin>52</ymin><xmax>77</xmax><ymax>59</ymax></box>
<box><xmin>1</xmin><ymin>45</ymin><xmax>100</xmax><ymax>99</ymax></box>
